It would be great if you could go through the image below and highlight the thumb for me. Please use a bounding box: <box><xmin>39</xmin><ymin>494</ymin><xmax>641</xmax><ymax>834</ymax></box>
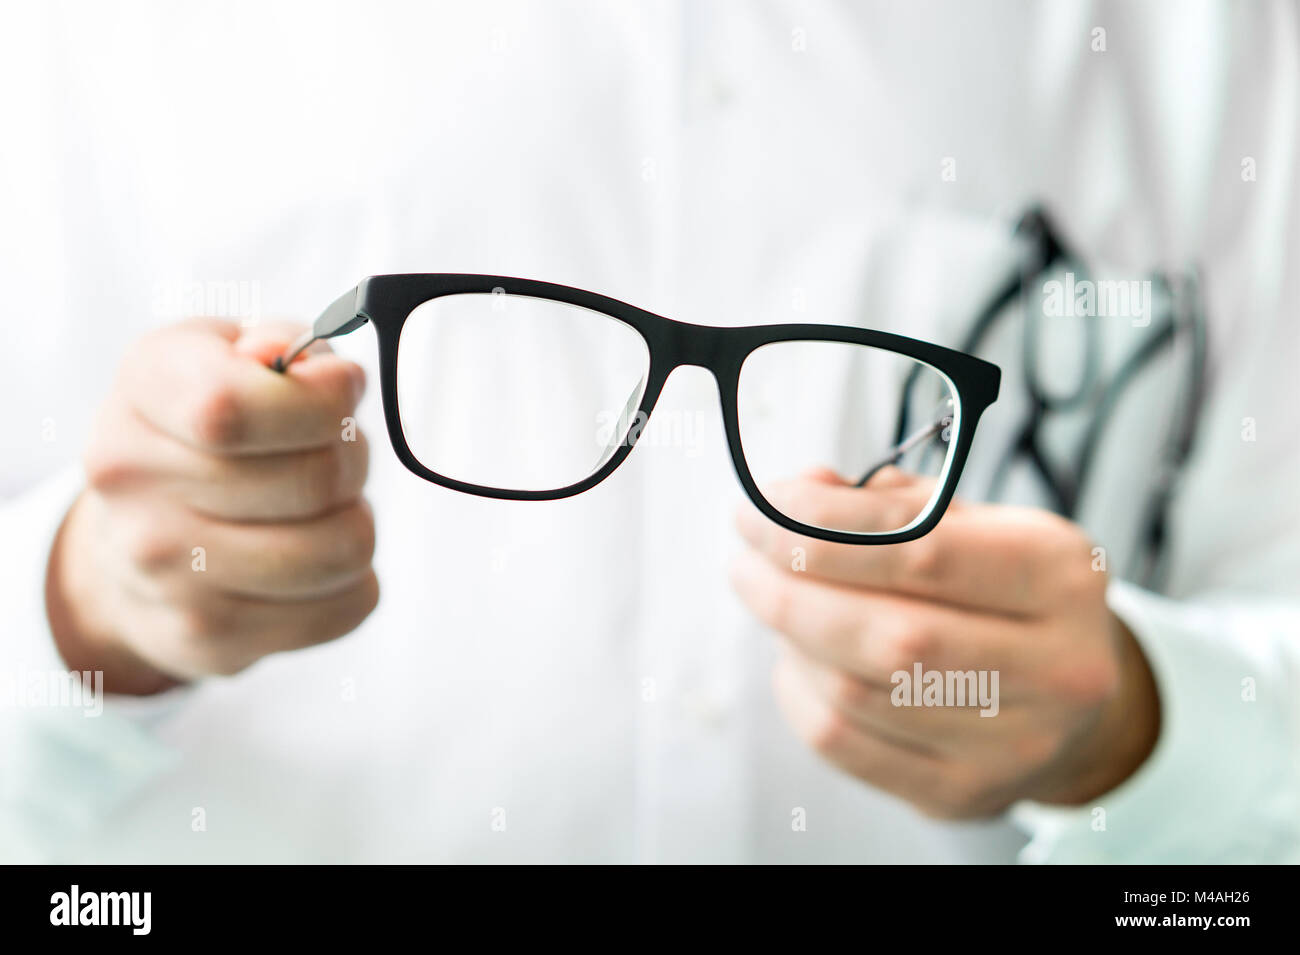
<box><xmin>233</xmin><ymin>321</ymin><xmax>366</xmax><ymax>404</ymax></box>
<box><xmin>233</xmin><ymin>320</ymin><xmax>330</xmax><ymax>368</ymax></box>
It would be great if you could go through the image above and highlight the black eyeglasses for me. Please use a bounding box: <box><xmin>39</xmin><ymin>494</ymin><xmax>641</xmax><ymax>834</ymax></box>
<box><xmin>275</xmin><ymin>274</ymin><xmax>1000</xmax><ymax>544</ymax></box>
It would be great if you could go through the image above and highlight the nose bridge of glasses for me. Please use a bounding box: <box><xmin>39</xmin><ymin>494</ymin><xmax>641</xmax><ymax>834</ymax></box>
<box><xmin>661</xmin><ymin>319</ymin><xmax>736</xmax><ymax>374</ymax></box>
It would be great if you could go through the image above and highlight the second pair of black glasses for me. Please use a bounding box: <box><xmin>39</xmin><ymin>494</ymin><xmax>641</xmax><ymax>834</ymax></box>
<box><xmin>275</xmin><ymin>275</ymin><xmax>1000</xmax><ymax>544</ymax></box>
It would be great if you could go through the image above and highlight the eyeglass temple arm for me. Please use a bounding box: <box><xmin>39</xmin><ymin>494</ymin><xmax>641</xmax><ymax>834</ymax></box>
<box><xmin>854</xmin><ymin>413</ymin><xmax>951</xmax><ymax>488</ymax></box>
<box><xmin>272</xmin><ymin>286</ymin><xmax>368</xmax><ymax>372</ymax></box>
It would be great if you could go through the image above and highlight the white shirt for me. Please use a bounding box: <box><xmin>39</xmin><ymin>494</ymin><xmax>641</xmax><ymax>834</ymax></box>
<box><xmin>1</xmin><ymin>0</ymin><xmax>1297</xmax><ymax>863</ymax></box>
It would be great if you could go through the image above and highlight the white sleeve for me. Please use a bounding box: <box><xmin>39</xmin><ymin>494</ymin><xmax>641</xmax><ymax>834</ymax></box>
<box><xmin>0</xmin><ymin>468</ymin><xmax>188</xmax><ymax>862</ymax></box>
<box><xmin>1012</xmin><ymin>580</ymin><xmax>1300</xmax><ymax>863</ymax></box>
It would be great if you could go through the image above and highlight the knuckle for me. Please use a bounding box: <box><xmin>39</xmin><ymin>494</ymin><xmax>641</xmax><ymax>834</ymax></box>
<box><xmin>1039</xmin><ymin>518</ymin><xmax>1103</xmax><ymax>597</ymax></box>
<box><xmin>888</xmin><ymin>619</ymin><xmax>936</xmax><ymax>670</ymax></box>
<box><xmin>188</xmin><ymin>383</ymin><xmax>244</xmax><ymax>449</ymax></box>
<box><xmin>83</xmin><ymin>442</ymin><xmax>132</xmax><ymax>492</ymax></box>
<box><xmin>123</xmin><ymin>526</ymin><xmax>182</xmax><ymax>575</ymax></box>
<box><xmin>1053</xmin><ymin>653</ymin><xmax>1121</xmax><ymax>706</ymax></box>
<box><xmin>901</xmin><ymin>535</ymin><xmax>943</xmax><ymax>583</ymax></box>
<box><xmin>827</xmin><ymin>670</ymin><xmax>872</xmax><ymax>712</ymax></box>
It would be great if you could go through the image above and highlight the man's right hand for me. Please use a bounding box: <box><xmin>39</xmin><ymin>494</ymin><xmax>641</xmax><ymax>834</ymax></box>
<box><xmin>47</xmin><ymin>318</ymin><xmax>379</xmax><ymax>694</ymax></box>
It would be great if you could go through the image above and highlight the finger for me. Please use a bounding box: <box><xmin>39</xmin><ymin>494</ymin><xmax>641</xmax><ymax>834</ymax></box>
<box><xmin>782</xmin><ymin>646</ymin><xmax>943</xmax><ymax>754</ymax></box>
<box><xmin>731</xmin><ymin>547</ymin><xmax>1043</xmax><ymax>689</ymax></box>
<box><xmin>736</xmin><ymin>472</ymin><xmax>1083</xmax><ymax>616</ymax></box>
<box><xmin>121</xmin><ymin>319</ymin><xmax>366</xmax><ymax>454</ymax></box>
<box><xmin>120</xmin><ymin>500</ymin><xmax>377</xmax><ymax>601</ymax></box>
<box><xmin>156</xmin><ymin>571</ymin><xmax>381</xmax><ymax>678</ymax></box>
<box><xmin>755</xmin><ymin>467</ymin><xmax>935</xmax><ymax>535</ymax></box>
<box><xmin>784</xmin><ymin>645</ymin><xmax>1019</xmax><ymax>753</ymax></box>
<box><xmin>191</xmin><ymin>500</ymin><xmax>376</xmax><ymax>599</ymax></box>
<box><xmin>86</xmin><ymin>394</ymin><xmax>369</xmax><ymax>520</ymax></box>
<box><xmin>233</xmin><ymin>319</ymin><xmax>337</xmax><ymax>368</ymax></box>
<box><xmin>773</xmin><ymin>655</ymin><xmax>950</xmax><ymax>802</ymax></box>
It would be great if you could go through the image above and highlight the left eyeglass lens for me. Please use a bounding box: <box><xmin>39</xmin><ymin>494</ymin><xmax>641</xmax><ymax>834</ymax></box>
<box><xmin>396</xmin><ymin>293</ymin><xmax>651</xmax><ymax>492</ymax></box>
<box><xmin>736</xmin><ymin>339</ymin><xmax>960</xmax><ymax>535</ymax></box>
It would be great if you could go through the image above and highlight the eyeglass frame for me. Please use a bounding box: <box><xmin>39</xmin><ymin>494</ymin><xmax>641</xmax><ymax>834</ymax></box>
<box><xmin>275</xmin><ymin>273</ymin><xmax>1001</xmax><ymax>545</ymax></box>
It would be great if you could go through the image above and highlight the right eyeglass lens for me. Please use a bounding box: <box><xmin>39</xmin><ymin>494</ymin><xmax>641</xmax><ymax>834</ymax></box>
<box><xmin>736</xmin><ymin>340</ymin><xmax>960</xmax><ymax>535</ymax></box>
<box><xmin>396</xmin><ymin>293</ymin><xmax>651</xmax><ymax>492</ymax></box>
